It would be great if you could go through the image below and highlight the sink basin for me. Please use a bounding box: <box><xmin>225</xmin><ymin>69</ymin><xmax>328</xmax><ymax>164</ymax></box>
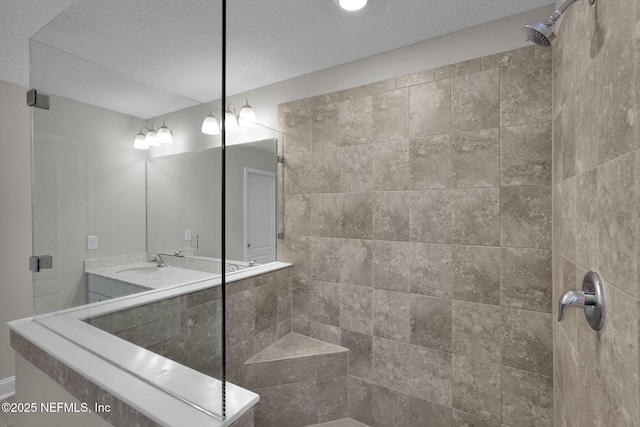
<box><xmin>116</xmin><ymin>266</ymin><xmax>166</xmax><ymax>275</ymax></box>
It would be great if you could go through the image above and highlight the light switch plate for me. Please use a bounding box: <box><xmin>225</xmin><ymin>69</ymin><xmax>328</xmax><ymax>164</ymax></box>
<box><xmin>87</xmin><ymin>235</ymin><xmax>98</xmax><ymax>250</ymax></box>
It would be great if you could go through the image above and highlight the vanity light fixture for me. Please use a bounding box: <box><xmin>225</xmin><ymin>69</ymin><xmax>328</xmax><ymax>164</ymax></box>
<box><xmin>157</xmin><ymin>121</ymin><xmax>174</xmax><ymax>144</ymax></box>
<box><xmin>238</xmin><ymin>98</ymin><xmax>257</xmax><ymax>127</ymax></box>
<box><xmin>133</xmin><ymin>131</ymin><xmax>148</xmax><ymax>149</ymax></box>
<box><xmin>337</xmin><ymin>0</ymin><xmax>368</xmax><ymax>11</ymax></box>
<box><xmin>133</xmin><ymin>123</ymin><xmax>173</xmax><ymax>150</ymax></box>
<box><xmin>200</xmin><ymin>99</ymin><xmax>258</xmax><ymax>135</ymax></box>
<box><xmin>202</xmin><ymin>110</ymin><xmax>221</xmax><ymax>135</ymax></box>
<box><xmin>145</xmin><ymin>128</ymin><xmax>159</xmax><ymax>147</ymax></box>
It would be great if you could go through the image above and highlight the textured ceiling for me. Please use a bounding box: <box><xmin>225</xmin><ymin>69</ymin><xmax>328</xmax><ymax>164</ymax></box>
<box><xmin>2</xmin><ymin>0</ymin><xmax>554</xmax><ymax>118</ymax></box>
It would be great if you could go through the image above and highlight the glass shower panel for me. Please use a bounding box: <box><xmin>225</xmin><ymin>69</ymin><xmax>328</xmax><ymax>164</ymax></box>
<box><xmin>29</xmin><ymin>0</ymin><xmax>225</xmax><ymax>420</ymax></box>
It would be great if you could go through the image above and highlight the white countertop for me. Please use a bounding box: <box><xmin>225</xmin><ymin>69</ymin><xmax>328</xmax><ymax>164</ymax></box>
<box><xmin>86</xmin><ymin>262</ymin><xmax>219</xmax><ymax>290</ymax></box>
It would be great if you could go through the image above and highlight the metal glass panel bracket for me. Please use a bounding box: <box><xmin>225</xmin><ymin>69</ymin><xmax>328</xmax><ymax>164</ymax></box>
<box><xmin>29</xmin><ymin>255</ymin><xmax>53</xmax><ymax>273</ymax></box>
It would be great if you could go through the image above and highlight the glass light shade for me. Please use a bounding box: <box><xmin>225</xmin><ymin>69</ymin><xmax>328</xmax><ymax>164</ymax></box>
<box><xmin>201</xmin><ymin>111</ymin><xmax>220</xmax><ymax>135</ymax></box>
<box><xmin>157</xmin><ymin>122</ymin><xmax>173</xmax><ymax>144</ymax></box>
<box><xmin>238</xmin><ymin>98</ymin><xmax>257</xmax><ymax>127</ymax></box>
<box><xmin>224</xmin><ymin>109</ymin><xmax>238</xmax><ymax>132</ymax></box>
<box><xmin>145</xmin><ymin>129</ymin><xmax>160</xmax><ymax>146</ymax></box>
<box><xmin>339</xmin><ymin>0</ymin><xmax>368</xmax><ymax>11</ymax></box>
<box><xmin>133</xmin><ymin>132</ymin><xmax>149</xmax><ymax>149</ymax></box>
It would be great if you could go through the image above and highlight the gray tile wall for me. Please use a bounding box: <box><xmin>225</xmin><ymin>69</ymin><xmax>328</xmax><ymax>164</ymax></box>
<box><xmin>279</xmin><ymin>45</ymin><xmax>553</xmax><ymax>426</ymax></box>
<box><xmin>87</xmin><ymin>267</ymin><xmax>292</xmax><ymax>384</ymax></box>
<box><xmin>552</xmin><ymin>1</ymin><xmax>640</xmax><ymax>426</ymax></box>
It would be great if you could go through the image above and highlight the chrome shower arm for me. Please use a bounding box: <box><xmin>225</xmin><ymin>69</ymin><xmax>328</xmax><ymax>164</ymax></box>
<box><xmin>554</xmin><ymin>0</ymin><xmax>579</xmax><ymax>18</ymax></box>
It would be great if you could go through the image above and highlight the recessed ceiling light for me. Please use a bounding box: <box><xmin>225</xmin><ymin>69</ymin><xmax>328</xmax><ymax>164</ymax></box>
<box><xmin>338</xmin><ymin>0</ymin><xmax>368</xmax><ymax>12</ymax></box>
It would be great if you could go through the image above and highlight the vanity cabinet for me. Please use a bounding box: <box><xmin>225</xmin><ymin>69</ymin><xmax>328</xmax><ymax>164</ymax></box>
<box><xmin>87</xmin><ymin>274</ymin><xmax>149</xmax><ymax>303</ymax></box>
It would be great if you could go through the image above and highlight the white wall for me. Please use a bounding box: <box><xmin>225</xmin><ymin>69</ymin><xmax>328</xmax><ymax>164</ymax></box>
<box><xmin>0</xmin><ymin>80</ymin><xmax>33</xmax><ymax>382</ymax></box>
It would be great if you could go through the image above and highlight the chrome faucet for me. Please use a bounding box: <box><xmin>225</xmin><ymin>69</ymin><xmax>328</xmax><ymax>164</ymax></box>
<box><xmin>151</xmin><ymin>254</ymin><xmax>167</xmax><ymax>268</ymax></box>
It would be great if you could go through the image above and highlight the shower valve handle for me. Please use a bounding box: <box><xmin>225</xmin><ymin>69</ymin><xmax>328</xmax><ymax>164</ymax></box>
<box><xmin>557</xmin><ymin>271</ymin><xmax>605</xmax><ymax>331</ymax></box>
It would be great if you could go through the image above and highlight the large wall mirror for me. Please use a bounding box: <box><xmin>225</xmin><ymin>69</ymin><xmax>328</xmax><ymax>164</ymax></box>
<box><xmin>147</xmin><ymin>138</ymin><xmax>277</xmax><ymax>266</ymax></box>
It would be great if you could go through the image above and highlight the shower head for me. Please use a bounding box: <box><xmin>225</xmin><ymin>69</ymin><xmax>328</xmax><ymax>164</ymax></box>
<box><xmin>524</xmin><ymin>19</ymin><xmax>556</xmax><ymax>47</ymax></box>
<box><xmin>523</xmin><ymin>0</ymin><xmax>595</xmax><ymax>47</ymax></box>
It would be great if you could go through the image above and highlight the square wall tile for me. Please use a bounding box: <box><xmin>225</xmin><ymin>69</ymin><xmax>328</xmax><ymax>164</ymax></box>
<box><xmin>500</xmin><ymin>122</ymin><xmax>552</xmax><ymax>186</ymax></box>
<box><xmin>282</xmin><ymin>108</ymin><xmax>311</xmax><ymax>153</ymax></box>
<box><xmin>501</xmin><ymin>247</ymin><xmax>552</xmax><ymax>313</ymax></box>
<box><xmin>311</xmin><ymin>148</ymin><xmax>341</xmax><ymax>193</ymax></box>
<box><xmin>409</xmin><ymin>80</ymin><xmax>451</xmax><ymax>137</ymax></box>
<box><xmin>501</xmin><ymin>186</ymin><xmax>552</xmax><ymax>249</ymax></box>
<box><xmin>452</xmin><ymin>188</ymin><xmax>500</xmax><ymax>246</ymax></box>
<box><xmin>501</xmin><ymin>307</ymin><xmax>553</xmax><ymax>376</ymax></box>
<box><xmin>373</xmin><ymin>240</ymin><xmax>411</xmax><ymax>292</ymax></box>
<box><xmin>311</xmin><ymin>193</ymin><xmax>343</xmax><ymax>238</ymax></box>
<box><xmin>410</xmin><ymin>345</ymin><xmax>452</xmax><ymax>406</ymax></box>
<box><xmin>372</xmin><ymin>383</ymin><xmax>452</xmax><ymax>427</ymax></box>
<box><xmin>340</xmin><ymin>239</ymin><xmax>373</xmax><ymax>286</ymax></box>
<box><xmin>410</xmin><ymin>295</ymin><xmax>452</xmax><ymax>352</ymax></box>
<box><xmin>372</xmin><ymin>140</ymin><xmax>411</xmax><ymax>191</ymax></box>
<box><xmin>341</xmin><ymin>96</ymin><xmax>372</xmax><ymax>146</ymax></box>
<box><xmin>311</xmin><ymin>103</ymin><xmax>341</xmax><ymax>150</ymax></box>
<box><xmin>341</xmin><ymin>330</ymin><xmax>374</xmax><ymax>381</ymax></box>
<box><xmin>373</xmin><ymin>191</ymin><xmax>410</xmax><ymax>241</ymax></box>
<box><xmin>373</xmin><ymin>337</ymin><xmax>412</xmax><ymax>391</ymax></box>
<box><xmin>317</xmin><ymin>376</ymin><xmax>348</xmax><ymax>423</ymax></box>
<box><xmin>597</xmin><ymin>151</ymin><xmax>639</xmax><ymax>297</ymax></box>
<box><xmin>292</xmin><ymin>280</ymin><xmax>341</xmax><ymax>327</ymax></box>
<box><xmin>279</xmin><ymin>237</ymin><xmax>312</xmax><ymax>282</ymax></box>
<box><xmin>340</xmin><ymin>284</ymin><xmax>373</xmax><ymax>335</ymax></box>
<box><xmin>452</xmin><ymin>300</ymin><xmax>501</xmax><ymax>363</ymax></box>
<box><xmin>453</xmin><ymin>245</ymin><xmax>501</xmax><ymax>305</ymax></box>
<box><xmin>284</xmin><ymin>151</ymin><xmax>313</xmax><ymax>194</ymax></box>
<box><xmin>410</xmin><ymin>190</ymin><xmax>452</xmax><ymax>243</ymax></box>
<box><xmin>340</xmin><ymin>144</ymin><xmax>373</xmax><ymax>192</ymax></box>
<box><xmin>342</xmin><ymin>192</ymin><xmax>373</xmax><ymax>239</ymax></box>
<box><xmin>373</xmin><ymin>289</ymin><xmax>411</xmax><ymax>342</ymax></box>
<box><xmin>373</xmin><ymin>88</ymin><xmax>409</xmax><ymax>142</ymax></box>
<box><xmin>409</xmin><ymin>135</ymin><xmax>452</xmax><ymax>189</ymax></box>
<box><xmin>451</xmin><ymin>69</ymin><xmax>500</xmax><ymax>132</ymax></box>
<box><xmin>311</xmin><ymin>237</ymin><xmax>341</xmax><ymax>282</ymax></box>
<box><xmin>500</xmin><ymin>56</ymin><xmax>552</xmax><ymax>127</ymax></box>
<box><xmin>501</xmin><ymin>366</ymin><xmax>553</xmax><ymax>427</ymax></box>
<box><xmin>452</xmin><ymin>355</ymin><xmax>501</xmax><ymax>422</ymax></box>
<box><xmin>410</xmin><ymin>243</ymin><xmax>453</xmax><ymax>298</ymax></box>
<box><xmin>348</xmin><ymin>377</ymin><xmax>374</xmax><ymax>425</ymax></box>
<box><xmin>451</xmin><ymin>128</ymin><xmax>500</xmax><ymax>188</ymax></box>
<box><xmin>284</xmin><ymin>194</ymin><xmax>312</xmax><ymax>237</ymax></box>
